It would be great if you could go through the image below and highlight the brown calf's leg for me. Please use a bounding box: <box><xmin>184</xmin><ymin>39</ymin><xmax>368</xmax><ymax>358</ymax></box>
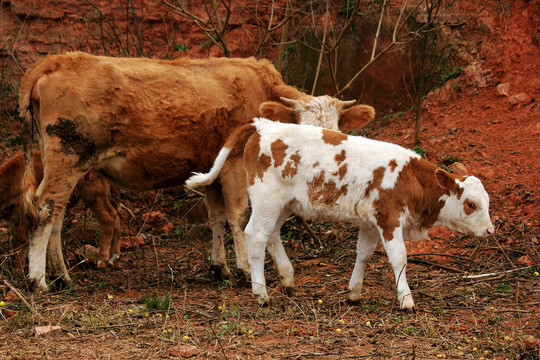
<box><xmin>220</xmin><ymin>159</ymin><xmax>251</xmax><ymax>278</ymax></box>
<box><xmin>204</xmin><ymin>183</ymin><xmax>231</xmax><ymax>280</ymax></box>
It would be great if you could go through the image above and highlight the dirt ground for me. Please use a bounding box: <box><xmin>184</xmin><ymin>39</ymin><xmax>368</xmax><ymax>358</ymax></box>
<box><xmin>0</xmin><ymin>1</ymin><xmax>539</xmax><ymax>359</ymax></box>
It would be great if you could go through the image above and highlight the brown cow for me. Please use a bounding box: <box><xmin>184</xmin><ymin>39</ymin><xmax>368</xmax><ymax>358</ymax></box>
<box><xmin>0</xmin><ymin>151</ymin><xmax>121</xmax><ymax>271</ymax></box>
<box><xmin>18</xmin><ymin>52</ymin><xmax>375</xmax><ymax>291</ymax></box>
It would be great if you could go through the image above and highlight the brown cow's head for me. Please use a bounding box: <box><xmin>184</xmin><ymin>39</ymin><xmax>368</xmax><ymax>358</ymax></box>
<box><xmin>259</xmin><ymin>95</ymin><xmax>375</xmax><ymax>131</ymax></box>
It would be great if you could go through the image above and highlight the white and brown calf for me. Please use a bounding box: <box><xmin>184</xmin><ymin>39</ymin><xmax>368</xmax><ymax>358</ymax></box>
<box><xmin>186</xmin><ymin>118</ymin><xmax>494</xmax><ymax>310</ymax></box>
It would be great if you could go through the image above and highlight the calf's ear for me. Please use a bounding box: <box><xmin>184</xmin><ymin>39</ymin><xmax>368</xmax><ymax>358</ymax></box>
<box><xmin>452</xmin><ymin>162</ymin><xmax>469</xmax><ymax>177</ymax></box>
<box><xmin>435</xmin><ymin>169</ymin><xmax>460</xmax><ymax>192</ymax></box>
<box><xmin>259</xmin><ymin>101</ymin><xmax>296</xmax><ymax>124</ymax></box>
<box><xmin>338</xmin><ymin>105</ymin><xmax>375</xmax><ymax>131</ymax></box>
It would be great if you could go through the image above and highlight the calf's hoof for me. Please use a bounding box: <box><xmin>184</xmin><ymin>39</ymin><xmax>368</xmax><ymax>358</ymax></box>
<box><xmin>399</xmin><ymin>296</ymin><xmax>415</xmax><ymax>312</ymax></box>
<box><xmin>257</xmin><ymin>295</ymin><xmax>270</xmax><ymax>307</ymax></box>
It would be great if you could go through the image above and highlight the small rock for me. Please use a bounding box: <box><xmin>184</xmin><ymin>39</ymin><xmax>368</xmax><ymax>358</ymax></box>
<box><xmin>508</xmin><ymin>93</ymin><xmax>532</xmax><ymax>106</ymax></box>
<box><xmin>165</xmin><ymin>345</ymin><xmax>199</xmax><ymax>358</ymax></box>
<box><xmin>162</xmin><ymin>222</ymin><xmax>176</xmax><ymax>235</ymax></box>
<box><xmin>120</xmin><ymin>236</ymin><xmax>145</xmax><ymax>251</ymax></box>
<box><xmin>496</xmin><ymin>83</ymin><xmax>509</xmax><ymax>96</ymax></box>
<box><xmin>34</xmin><ymin>325</ymin><xmax>62</xmax><ymax>336</ymax></box>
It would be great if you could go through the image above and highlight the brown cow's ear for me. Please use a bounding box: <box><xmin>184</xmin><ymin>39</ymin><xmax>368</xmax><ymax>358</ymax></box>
<box><xmin>259</xmin><ymin>101</ymin><xmax>296</xmax><ymax>123</ymax></box>
<box><xmin>339</xmin><ymin>105</ymin><xmax>375</xmax><ymax>131</ymax></box>
<box><xmin>452</xmin><ymin>162</ymin><xmax>469</xmax><ymax>177</ymax></box>
<box><xmin>435</xmin><ymin>169</ymin><xmax>459</xmax><ymax>192</ymax></box>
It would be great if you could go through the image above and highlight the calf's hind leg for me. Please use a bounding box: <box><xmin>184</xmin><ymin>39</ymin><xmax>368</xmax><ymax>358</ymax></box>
<box><xmin>348</xmin><ymin>223</ymin><xmax>380</xmax><ymax>302</ymax></box>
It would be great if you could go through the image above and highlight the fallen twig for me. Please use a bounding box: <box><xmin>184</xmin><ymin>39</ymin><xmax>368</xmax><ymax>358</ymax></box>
<box><xmin>2</xmin><ymin>279</ymin><xmax>35</xmax><ymax>313</ymax></box>
<box><xmin>299</xmin><ymin>217</ymin><xmax>322</xmax><ymax>248</ymax></box>
<box><xmin>462</xmin><ymin>265</ymin><xmax>539</xmax><ymax>279</ymax></box>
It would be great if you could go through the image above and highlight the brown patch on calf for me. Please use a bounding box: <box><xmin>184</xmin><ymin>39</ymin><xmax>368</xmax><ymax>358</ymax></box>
<box><xmin>321</xmin><ymin>129</ymin><xmax>348</xmax><ymax>146</ymax></box>
<box><xmin>313</xmin><ymin>162</ymin><xmax>319</xmax><ymax>168</ymax></box>
<box><xmin>271</xmin><ymin>139</ymin><xmax>287</xmax><ymax>168</ymax></box>
<box><xmin>364</xmin><ymin>167</ymin><xmax>385</xmax><ymax>198</ymax></box>
<box><xmin>335</xmin><ymin>150</ymin><xmax>346</xmax><ymax>165</ymax></box>
<box><xmin>463</xmin><ymin>198</ymin><xmax>476</xmax><ymax>215</ymax></box>
<box><xmin>371</xmin><ymin>158</ymin><xmax>453</xmax><ymax>242</ymax></box>
<box><xmin>245</xmin><ymin>132</ymin><xmax>272</xmax><ymax>186</ymax></box>
<box><xmin>308</xmin><ymin>171</ymin><xmax>348</xmax><ymax>206</ymax></box>
<box><xmin>333</xmin><ymin>164</ymin><xmax>348</xmax><ymax>181</ymax></box>
<box><xmin>388</xmin><ymin>159</ymin><xmax>398</xmax><ymax>172</ymax></box>
<box><xmin>282</xmin><ymin>151</ymin><xmax>301</xmax><ymax>179</ymax></box>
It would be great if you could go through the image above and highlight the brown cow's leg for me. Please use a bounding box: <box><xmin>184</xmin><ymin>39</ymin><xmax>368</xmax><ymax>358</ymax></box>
<box><xmin>28</xmin><ymin>157</ymin><xmax>86</xmax><ymax>291</ymax></box>
<box><xmin>220</xmin><ymin>160</ymin><xmax>250</xmax><ymax>277</ymax></box>
<box><xmin>204</xmin><ymin>183</ymin><xmax>231</xmax><ymax>280</ymax></box>
<box><xmin>46</xmin><ymin>208</ymin><xmax>71</xmax><ymax>287</ymax></box>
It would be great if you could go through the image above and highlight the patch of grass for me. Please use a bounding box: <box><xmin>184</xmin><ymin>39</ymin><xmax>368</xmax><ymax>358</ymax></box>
<box><xmin>144</xmin><ymin>293</ymin><xmax>171</xmax><ymax>311</ymax></box>
<box><xmin>413</xmin><ymin>145</ymin><xmax>426</xmax><ymax>157</ymax></box>
<box><xmin>441</xmin><ymin>66</ymin><xmax>464</xmax><ymax>84</ymax></box>
<box><xmin>496</xmin><ymin>284</ymin><xmax>513</xmax><ymax>293</ymax></box>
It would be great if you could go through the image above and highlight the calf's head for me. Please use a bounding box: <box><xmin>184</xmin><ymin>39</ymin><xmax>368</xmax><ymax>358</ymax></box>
<box><xmin>260</xmin><ymin>95</ymin><xmax>374</xmax><ymax>131</ymax></box>
<box><xmin>435</xmin><ymin>163</ymin><xmax>494</xmax><ymax>238</ymax></box>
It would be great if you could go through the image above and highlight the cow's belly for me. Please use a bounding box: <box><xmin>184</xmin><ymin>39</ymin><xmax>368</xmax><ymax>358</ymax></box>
<box><xmin>95</xmin><ymin>152</ymin><xmax>201</xmax><ymax>191</ymax></box>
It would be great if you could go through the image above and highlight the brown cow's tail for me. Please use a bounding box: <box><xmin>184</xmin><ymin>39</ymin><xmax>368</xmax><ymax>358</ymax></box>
<box><xmin>185</xmin><ymin>123</ymin><xmax>257</xmax><ymax>189</ymax></box>
<box><xmin>18</xmin><ymin>57</ymin><xmax>51</xmax><ymax>225</ymax></box>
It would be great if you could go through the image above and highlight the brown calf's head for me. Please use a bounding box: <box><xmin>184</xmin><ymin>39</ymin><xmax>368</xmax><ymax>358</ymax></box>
<box><xmin>259</xmin><ymin>95</ymin><xmax>374</xmax><ymax>131</ymax></box>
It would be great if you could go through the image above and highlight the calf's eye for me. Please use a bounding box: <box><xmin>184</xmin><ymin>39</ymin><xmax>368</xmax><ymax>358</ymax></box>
<box><xmin>467</xmin><ymin>202</ymin><xmax>476</xmax><ymax>210</ymax></box>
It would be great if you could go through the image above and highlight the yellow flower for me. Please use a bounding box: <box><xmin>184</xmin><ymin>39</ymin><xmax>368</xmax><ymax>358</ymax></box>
<box><xmin>317</xmin><ymin>299</ymin><xmax>323</xmax><ymax>304</ymax></box>
<box><xmin>156</xmin><ymin>313</ymin><xmax>163</xmax><ymax>318</ymax></box>
<box><xmin>248</xmin><ymin>335</ymin><xmax>255</xmax><ymax>339</ymax></box>
<box><xmin>483</xmin><ymin>350</ymin><xmax>490</xmax><ymax>355</ymax></box>
<box><xmin>473</xmin><ymin>347</ymin><xmax>478</xmax><ymax>352</ymax></box>
<box><xmin>128</xmin><ymin>309</ymin><xmax>134</xmax><ymax>313</ymax></box>
<box><xmin>138</xmin><ymin>323</ymin><xmax>143</xmax><ymax>328</ymax></box>
<box><xmin>534</xmin><ymin>271</ymin><xmax>539</xmax><ymax>276</ymax></box>
<box><xmin>504</xmin><ymin>336</ymin><xmax>511</xmax><ymax>340</ymax></box>
<box><xmin>335</xmin><ymin>328</ymin><xmax>342</xmax><ymax>333</ymax></box>
<box><xmin>0</xmin><ymin>301</ymin><xmax>5</xmax><ymax>307</ymax></box>
<box><xmin>107</xmin><ymin>294</ymin><xmax>114</xmax><ymax>300</ymax></box>
<box><xmin>338</xmin><ymin>319</ymin><xmax>345</xmax><ymax>325</ymax></box>
<box><xmin>167</xmin><ymin>329</ymin><xmax>173</xmax><ymax>333</ymax></box>
<box><xmin>182</xmin><ymin>335</ymin><xmax>190</xmax><ymax>341</ymax></box>
<box><xmin>365</xmin><ymin>321</ymin><xmax>371</xmax><ymax>326</ymax></box>
<box><xmin>165</xmin><ymin>314</ymin><xmax>170</xmax><ymax>319</ymax></box>
<box><xmin>145</xmin><ymin>313</ymin><xmax>150</xmax><ymax>318</ymax></box>
<box><xmin>247</xmin><ymin>330</ymin><xmax>254</xmax><ymax>335</ymax></box>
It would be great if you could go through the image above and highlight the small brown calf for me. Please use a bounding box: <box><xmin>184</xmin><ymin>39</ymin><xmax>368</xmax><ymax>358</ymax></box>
<box><xmin>0</xmin><ymin>151</ymin><xmax>121</xmax><ymax>270</ymax></box>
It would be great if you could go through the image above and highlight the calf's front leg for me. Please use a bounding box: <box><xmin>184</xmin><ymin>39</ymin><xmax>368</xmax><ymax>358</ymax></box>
<box><xmin>381</xmin><ymin>229</ymin><xmax>414</xmax><ymax>311</ymax></box>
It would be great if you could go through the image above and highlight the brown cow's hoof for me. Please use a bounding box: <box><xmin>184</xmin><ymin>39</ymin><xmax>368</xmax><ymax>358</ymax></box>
<box><xmin>50</xmin><ymin>276</ymin><xmax>72</xmax><ymax>291</ymax></box>
<box><xmin>210</xmin><ymin>264</ymin><xmax>232</xmax><ymax>281</ymax></box>
<box><xmin>234</xmin><ymin>268</ymin><xmax>250</xmax><ymax>287</ymax></box>
<box><xmin>283</xmin><ymin>286</ymin><xmax>295</xmax><ymax>297</ymax></box>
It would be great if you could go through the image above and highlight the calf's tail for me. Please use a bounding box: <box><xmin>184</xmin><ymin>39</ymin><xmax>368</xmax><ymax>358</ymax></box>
<box><xmin>185</xmin><ymin>123</ymin><xmax>257</xmax><ymax>189</ymax></box>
